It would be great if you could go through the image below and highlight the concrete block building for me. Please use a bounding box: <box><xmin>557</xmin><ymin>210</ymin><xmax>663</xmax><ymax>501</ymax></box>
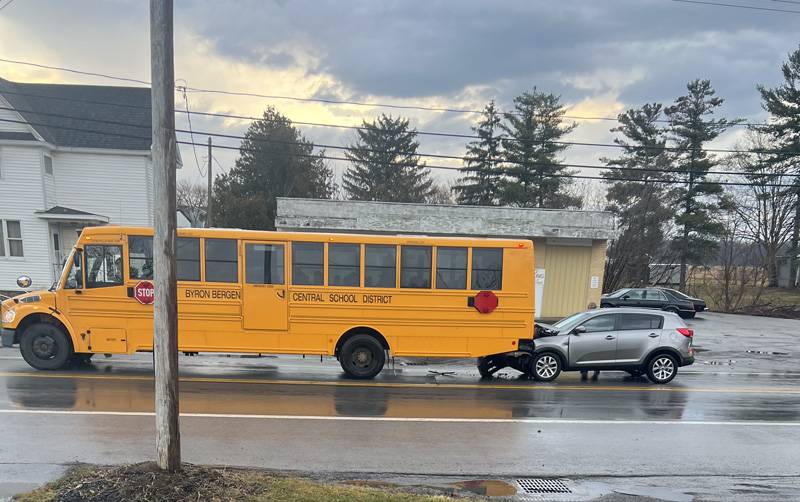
<box><xmin>276</xmin><ymin>198</ymin><xmax>617</xmax><ymax>320</ymax></box>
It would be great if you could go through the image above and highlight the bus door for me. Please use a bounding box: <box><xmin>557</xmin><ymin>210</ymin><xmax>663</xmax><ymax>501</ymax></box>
<box><xmin>242</xmin><ymin>241</ymin><xmax>288</xmax><ymax>332</ymax></box>
<box><xmin>62</xmin><ymin>243</ymin><xmax>129</xmax><ymax>353</ymax></box>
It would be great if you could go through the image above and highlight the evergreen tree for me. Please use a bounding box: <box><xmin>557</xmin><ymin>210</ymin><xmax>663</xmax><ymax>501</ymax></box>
<box><xmin>211</xmin><ymin>107</ymin><xmax>336</xmax><ymax>230</ymax></box>
<box><xmin>500</xmin><ymin>89</ymin><xmax>580</xmax><ymax>209</ymax></box>
<box><xmin>758</xmin><ymin>44</ymin><xmax>800</xmax><ymax>287</ymax></box>
<box><xmin>454</xmin><ymin>101</ymin><xmax>504</xmax><ymax>205</ymax></box>
<box><xmin>601</xmin><ymin>103</ymin><xmax>674</xmax><ymax>291</ymax></box>
<box><xmin>665</xmin><ymin>79</ymin><xmax>739</xmax><ymax>289</ymax></box>
<box><xmin>343</xmin><ymin>114</ymin><xmax>434</xmax><ymax>202</ymax></box>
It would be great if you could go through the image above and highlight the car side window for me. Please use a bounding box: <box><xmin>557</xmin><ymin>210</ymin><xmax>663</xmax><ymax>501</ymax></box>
<box><xmin>646</xmin><ymin>289</ymin><xmax>667</xmax><ymax>301</ymax></box>
<box><xmin>580</xmin><ymin>314</ymin><xmax>616</xmax><ymax>333</ymax></box>
<box><xmin>624</xmin><ymin>289</ymin><xmax>645</xmax><ymax>300</ymax></box>
<box><xmin>619</xmin><ymin>314</ymin><xmax>663</xmax><ymax>330</ymax></box>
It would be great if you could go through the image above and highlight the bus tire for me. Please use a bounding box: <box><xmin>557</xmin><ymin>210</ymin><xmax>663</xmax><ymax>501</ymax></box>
<box><xmin>20</xmin><ymin>323</ymin><xmax>73</xmax><ymax>370</ymax></box>
<box><xmin>339</xmin><ymin>334</ymin><xmax>385</xmax><ymax>379</ymax></box>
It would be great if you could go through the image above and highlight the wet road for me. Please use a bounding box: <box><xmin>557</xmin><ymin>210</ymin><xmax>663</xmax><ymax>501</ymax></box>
<box><xmin>0</xmin><ymin>348</ymin><xmax>799</xmax><ymax>485</ymax></box>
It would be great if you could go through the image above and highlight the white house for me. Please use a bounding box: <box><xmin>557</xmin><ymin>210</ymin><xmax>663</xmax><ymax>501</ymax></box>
<box><xmin>0</xmin><ymin>77</ymin><xmax>155</xmax><ymax>293</ymax></box>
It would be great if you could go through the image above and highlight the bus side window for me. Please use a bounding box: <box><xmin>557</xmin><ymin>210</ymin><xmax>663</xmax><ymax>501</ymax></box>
<box><xmin>400</xmin><ymin>246</ymin><xmax>432</xmax><ymax>289</ymax></box>
<box><xmin>472</xmin><ymin>248</ymin><xmax>503</xmax><ymax>290</ymax></box>
<box><xmin>292</xmin><ymin>242</ymin><xmax>323</xmax><ymax>286</ymax></box>
<box><xmin>246</xmin><ymin>243</ymin><xmax>285</xmax><ymax>284</ymax></box>
<box><xmin>85</xmin><ymin>245</ymin><xmax>123</xmax><ymax>288</ymax></box>
<box><xmin>436</xmin><ymin>247</ymin><xmax>467</xmax><ymax>289</ymax></box>
<box><xmin>128</xmin><ymin>236</ymin><xmax>153</xmax><ymax>280</ymax></box>
<box><xmin>177</xmin><ymin>238</ymin><xmax>201</xmax><ymax>281</ymax></box>
<box><xmin>328</xmin><ymin>243</ymin><xmax>359</xmax><ymax>287</ymax></box>
<box><xmin>64</xmin><ymin>249</ymin><xmax>83</xmax><ymax>289</ymax></box>
<box><xmin>365</xmin><ymin>245</ymin><xmax>396</xmax><ymax>288</ymax></box>
<box><xmin>205</xmin><ymin>239</ymin><xmax>238</xmax><ymax>283</ymax></box>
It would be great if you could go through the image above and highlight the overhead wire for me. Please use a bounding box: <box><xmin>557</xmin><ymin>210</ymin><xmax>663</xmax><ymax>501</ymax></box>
<box><xmin>667</xmin><ymin>0</ymin><xmax>800</xmax><ymax>13</ymax></box>
<box><xmin>0</xmin><ymin>115</ymin><xmax>795</xmax><ymax>188</ymax></box>
<box><xmin>177</xmin><ymin>80</ymin><xmax>205</xmax><ymax>177</ymax></box>
<box><xmin>0</xmin><ymin>57</ymin><xmax>766</xmax><ymax>126</ymax></box>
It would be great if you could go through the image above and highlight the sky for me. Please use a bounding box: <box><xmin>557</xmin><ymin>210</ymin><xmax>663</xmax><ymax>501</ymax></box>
<box><xmin>0</xmin><ymin>0</ymin><xmax>798</xmax><ymax>195</ymax></box>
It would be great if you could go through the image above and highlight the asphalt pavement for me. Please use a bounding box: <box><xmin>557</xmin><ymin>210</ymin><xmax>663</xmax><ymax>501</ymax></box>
<box><xmin>0</xmin><ymin>312</ymin><xmax>798</xmax><ymax>501</ymax></box>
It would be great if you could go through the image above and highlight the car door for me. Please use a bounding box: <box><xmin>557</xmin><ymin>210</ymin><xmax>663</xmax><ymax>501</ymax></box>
<box><xmin>568</xmin><ymin>313</ymin><xmax>618</xmax><ymax>367</ymax></box>
<box><xmin>615</xmin><ymin>313</ymin><xmax>664</xmax><ymax>363</ymax></box>
<box><xmin>641</xmin><ymin>289</ymin><xmax>669</xmax><ymax>310</ymax></box>
<box><xmin>618</xmin><ymin>289</ymin><xmax>645</xmax><ymax>307</ymax></box>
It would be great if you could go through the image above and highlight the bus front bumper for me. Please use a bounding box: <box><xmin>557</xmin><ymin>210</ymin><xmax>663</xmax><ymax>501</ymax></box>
<box><xmin>1</xmin><ymin>328</ymin><xmax>14</xmax><ymax>347</ymax></box>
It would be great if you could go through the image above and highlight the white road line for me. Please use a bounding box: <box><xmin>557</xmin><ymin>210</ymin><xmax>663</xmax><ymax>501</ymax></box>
<box><xmin>1</xmin><ymin>408</ymin><xmax>798</xmax><ymax>426</ymax></box>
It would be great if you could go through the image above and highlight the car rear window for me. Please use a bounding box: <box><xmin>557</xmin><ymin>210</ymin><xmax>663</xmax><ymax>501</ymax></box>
<box><xmin>619</xmin><ymin>314</ymin><xmax>663</xmax><ymax>330</ymax></box>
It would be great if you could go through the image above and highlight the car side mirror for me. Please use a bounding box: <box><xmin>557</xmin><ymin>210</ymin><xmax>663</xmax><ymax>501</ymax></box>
<box><xmin>572</xmin><ymin>325</ymin><xmax>586</xmax><ymax>335</ymax></box>
<box><xmin>621</xmin><ymin>295</ymin><xmax>630</xmax><ymax>300</ymax></box>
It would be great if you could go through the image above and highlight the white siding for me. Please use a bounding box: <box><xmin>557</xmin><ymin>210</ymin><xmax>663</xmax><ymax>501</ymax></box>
<box><xmin>54</xmin><ymin>152</ymin><xmax>152</xmax><ymax>225</ymax></box>
<box><xmin>43</xmin><ymin>154</ymin><xmax>57</xmax><ymax>209</ymax></box>
<box><xmin>0</xmin><ymin>96</ymin><xmax>31</xmax><ymax>134</ymax></box>
<box><xmin>0</xmin><ymin>146</ymin><xmax>51</xmax><ymax>291</ymax></box>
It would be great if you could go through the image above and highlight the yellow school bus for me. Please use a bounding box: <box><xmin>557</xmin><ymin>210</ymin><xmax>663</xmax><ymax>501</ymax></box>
<box><xmin>0</xmin><ymin>226</ymin><xmax>535</xmax><ymax>378</ymax></box>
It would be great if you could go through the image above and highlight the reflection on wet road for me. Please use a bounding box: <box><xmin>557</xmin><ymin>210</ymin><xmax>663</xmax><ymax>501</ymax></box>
<box><xmin>1</xmin><ymin>354</ymin><xmax>799</xmax><ymax>423</ymax></box>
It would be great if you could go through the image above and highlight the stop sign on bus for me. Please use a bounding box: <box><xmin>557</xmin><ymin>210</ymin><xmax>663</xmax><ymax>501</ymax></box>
<box><xmin>133</xmin><ymin>280</ymin><xmax>155</xmax><ymax>305</ymax></box>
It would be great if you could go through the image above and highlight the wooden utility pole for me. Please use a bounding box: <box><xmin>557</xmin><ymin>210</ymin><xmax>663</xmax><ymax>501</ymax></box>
<box><xmin>150</xmin><ymin>0</ymin><xmax>181</xmax><ymax>472</ymax></box>
<box><xmin>206</xmin><ymin>137</ymin><xmax>213</xmax><ymax>228</ymax></box>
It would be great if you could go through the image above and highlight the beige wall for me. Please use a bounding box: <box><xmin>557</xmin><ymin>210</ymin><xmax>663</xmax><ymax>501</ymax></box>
<box><xmin>533</xmin><ymin>238</ymin><xmax>607</xmax><ymax>320</ymax></box>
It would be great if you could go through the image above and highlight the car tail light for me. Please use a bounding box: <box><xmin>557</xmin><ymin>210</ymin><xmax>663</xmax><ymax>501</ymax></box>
<box><xmin>677</xmin><ymin>328</ymin><xmax>693</xmax><ymax>338</ymax></box>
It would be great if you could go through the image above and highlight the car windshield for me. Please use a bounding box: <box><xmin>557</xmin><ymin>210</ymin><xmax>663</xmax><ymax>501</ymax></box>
<box><xmin>605</xmin><ymin>288</ymin><xmax>631</xmax><ymax>298</ymax></box>
<box><xmin>552</xmin><ymin>312</ymin><xmax>592</xmax><ymax>331</ymax></box>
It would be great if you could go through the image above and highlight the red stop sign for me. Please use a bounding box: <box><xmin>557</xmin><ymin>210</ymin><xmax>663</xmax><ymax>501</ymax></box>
<box><xmin>133</xmin><ymin>280</ymin><xmax>155</xmax><ymax>305</ymax></box>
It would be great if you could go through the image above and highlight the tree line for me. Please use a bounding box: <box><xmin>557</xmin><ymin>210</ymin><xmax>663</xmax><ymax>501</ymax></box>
<box><xmin>208</xmin><ymin>43</ymin><xmax>800</xmax><ymax>296</ymax></box>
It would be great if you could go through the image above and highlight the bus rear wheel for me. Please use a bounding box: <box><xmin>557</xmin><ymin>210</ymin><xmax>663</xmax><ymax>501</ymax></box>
<box><xmin>20</xmin><ymin>323</ymin><xmax>73</xmax><ymax>370</ymax></box>
<box><xmin>339</xmin><ymin>334</ymin><xmax>386</xmax><ymax>379</ymax></box>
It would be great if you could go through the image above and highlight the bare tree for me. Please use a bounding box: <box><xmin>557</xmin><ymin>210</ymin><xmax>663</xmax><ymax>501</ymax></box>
<box><xmin>727</xmin><ymin>131</ymin><xmax>795</xmax><ymax>286</ymax></box>
<box><xmin>567</xmin><ymin>179</ymin><xmax>607</xmax><ymax>211</ymax></box>
<box><xmin>176</xmin><ymin>179</ymin><xmax>207</xmax><ymax>227</ymax></box>
<box><xmin>427</xmin><ymin>181</ymin><xmax>456</xmax><ymax>205</ymax></box>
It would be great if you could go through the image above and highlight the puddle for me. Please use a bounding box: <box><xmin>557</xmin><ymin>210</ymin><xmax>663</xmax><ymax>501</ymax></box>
<box><xmin>455</xmin><ymin>480</ymin><xmax>518</xmax><ymax>496</ymax></box>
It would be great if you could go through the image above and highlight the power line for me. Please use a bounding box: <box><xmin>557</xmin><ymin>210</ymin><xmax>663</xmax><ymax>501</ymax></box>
<box><xmin>0</xmin><ymin>114</ymin><xmax>796</xmax><ymax>180</ymax></box>
<box><xmin>668</xmin><ymin>0</ymin><xmax>800</xmax><ymax>14</ymax></box>
<box><xmin>0</xmin><ymin>0</ymin><xmax>17</xmax><ymax>12</ymax></box>
<box><xmin>0</xmin><ymin>57</ymin><xmax>763</xmax><ymax>126</ymax></box>
<box><xmin>0</xmin><ymin>100</ymin><xmax>790</xmax><ymax>157</ymax></box>
<box><xmin>177</xmin><ymin>81</ymin><xmax>205</xmax><ymax>177</ymax></box>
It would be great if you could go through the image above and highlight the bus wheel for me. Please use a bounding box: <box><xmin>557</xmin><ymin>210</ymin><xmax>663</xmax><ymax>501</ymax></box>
<box><xmin>340</xmin><ymin>334</ymin><xmax>385</xmax><ymax>379</ymax></box>
<box><xmin>20</xmin><ymin>323</ymin><xmax>73</xmax><ymax>370</ymax></box>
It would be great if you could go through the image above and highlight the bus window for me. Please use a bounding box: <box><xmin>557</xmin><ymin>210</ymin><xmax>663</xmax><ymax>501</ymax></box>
<box><xmin>177</xmin><ymin>238</ymin><xmax>200</xmax><ymax>281</ymax></box>
<box><xmin>401</xmin><ymin>246</ymin><xmax>432</xmax><ymax>289</ymax></box>
<box><xmin>85</xmin><ymin>245</ymin><xmax>123</xmax><ymax>288</ymax></box>
<box><xmin>64</xmin><ymin>249</ymin><xmax>83</xmax><ymax>289</ymax></box>
<box><xmin>205</xmin><ymin>239</ymin><xmax>238</xmax><ymax>283</ymax></box>
<box><xmin>472</xmin><ymin>248</ymin><xmax>503</xmax><ymax>290</ymax></box>
<box><xmin>128</xmin><ymin>236</ymin><xmax>153</xmax><ymax>280</ymax></box>
<box><xmin>292</xmin><ymin>242</ymin><xmax>324</xmax><ymax>286</ymax></box>
<box><xmin>246</xmin><ymin>243</ymin><xmax>284</xmax><ymax>284</ymax></box>
<box><xmin>328</xmin><ymin>243</ymin><xmax>359</xmax><ymax>287</ymax></box>
<box><xmin>365</xmin><ymin>244</ymin><xmax>396</xmax><ymax>288</ymax></box>
<box><xmin>436</xmin><ymin>247</ymin><xmax>467</xmax><ymax>289</ymax></box>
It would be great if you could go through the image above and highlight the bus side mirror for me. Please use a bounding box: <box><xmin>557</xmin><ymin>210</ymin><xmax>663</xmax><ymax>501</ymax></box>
<box><xmin>16</xmin><ymin>275</ymin><xmax>32</xmax><ymax>289</ymax></box>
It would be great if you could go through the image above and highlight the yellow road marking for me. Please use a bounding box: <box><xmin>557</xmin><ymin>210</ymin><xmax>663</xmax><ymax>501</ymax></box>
<box><xmin>0</xmin><ymin>370</ymin><xmax>799</xmax><ymax>394</ymax></box>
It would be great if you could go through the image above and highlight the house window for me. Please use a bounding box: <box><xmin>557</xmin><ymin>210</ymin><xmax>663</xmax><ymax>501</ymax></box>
<box><xmin>44</xmin><ymin>155</ymin><xmax>53</xmax><ymax>175</ymax></box>
<box><xmin>0</xmin><ymin>220</ymin><xmax>23</xmax><ymax>257</ymax></box>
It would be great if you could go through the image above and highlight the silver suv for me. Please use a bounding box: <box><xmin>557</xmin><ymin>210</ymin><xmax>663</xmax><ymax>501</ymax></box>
<box><xmin>532</xmin><ymin>308</ymin><xmax>695</xmax><ymax>384</ymax></box>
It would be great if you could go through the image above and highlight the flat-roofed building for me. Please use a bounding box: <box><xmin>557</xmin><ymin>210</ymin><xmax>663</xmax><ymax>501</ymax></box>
<box><xmin>276</xmin><ymin>198</ymin><xmax>616</xmax><ymax>320</ymax></box>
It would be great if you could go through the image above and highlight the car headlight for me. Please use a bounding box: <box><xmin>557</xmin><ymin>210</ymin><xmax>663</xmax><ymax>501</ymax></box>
<box><xmin>2</xmin><ymin>309</ymin><xmax>15</xmax><ymax>324</ymax></box>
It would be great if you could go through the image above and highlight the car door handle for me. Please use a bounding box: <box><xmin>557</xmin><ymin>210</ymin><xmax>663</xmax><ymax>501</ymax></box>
<box><xmin>648</xmin><ymin>333</ymin><xmax>659</xmax><ymax>338</ymax></box>
<box><xmin>605</xmin><ymin>335</ymin><xmax>615</xmax><ymax>340</ymax></box>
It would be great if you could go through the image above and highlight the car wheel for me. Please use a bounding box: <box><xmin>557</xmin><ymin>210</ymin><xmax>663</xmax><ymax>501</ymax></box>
<box><xmin>339</xmin><ymin>334</ymin><xmax>386</xmax><ymax>379</ymax></box>
<box><xmin>20</xmin><ymin>323</ymin><xmax>73</xmax><ymax>370</ymax></box>
<box><xmin>647</xmin><ymin>354</ymin><xmax>678</xmax><ymax>384</ymax></box>
<box><xmin>664</xmin><ymin>306</ymin><xmax>680</xmax><ymax>315</ymax></box>
<box><xmin>532</xmin><ymin>353</ymin><xmax>562</xmax><ymax>382</ymax></box>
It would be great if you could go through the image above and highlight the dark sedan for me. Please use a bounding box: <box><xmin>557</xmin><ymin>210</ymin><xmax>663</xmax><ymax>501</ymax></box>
<box><xmin>600</xmin><ymin>288</ymin><xmax>696</xmax><ymax>318</ymax></box>
<box><xmin>657</xmin><ymin>287</ymin><xmax>707</xmax><ymax>312</ymax></box>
